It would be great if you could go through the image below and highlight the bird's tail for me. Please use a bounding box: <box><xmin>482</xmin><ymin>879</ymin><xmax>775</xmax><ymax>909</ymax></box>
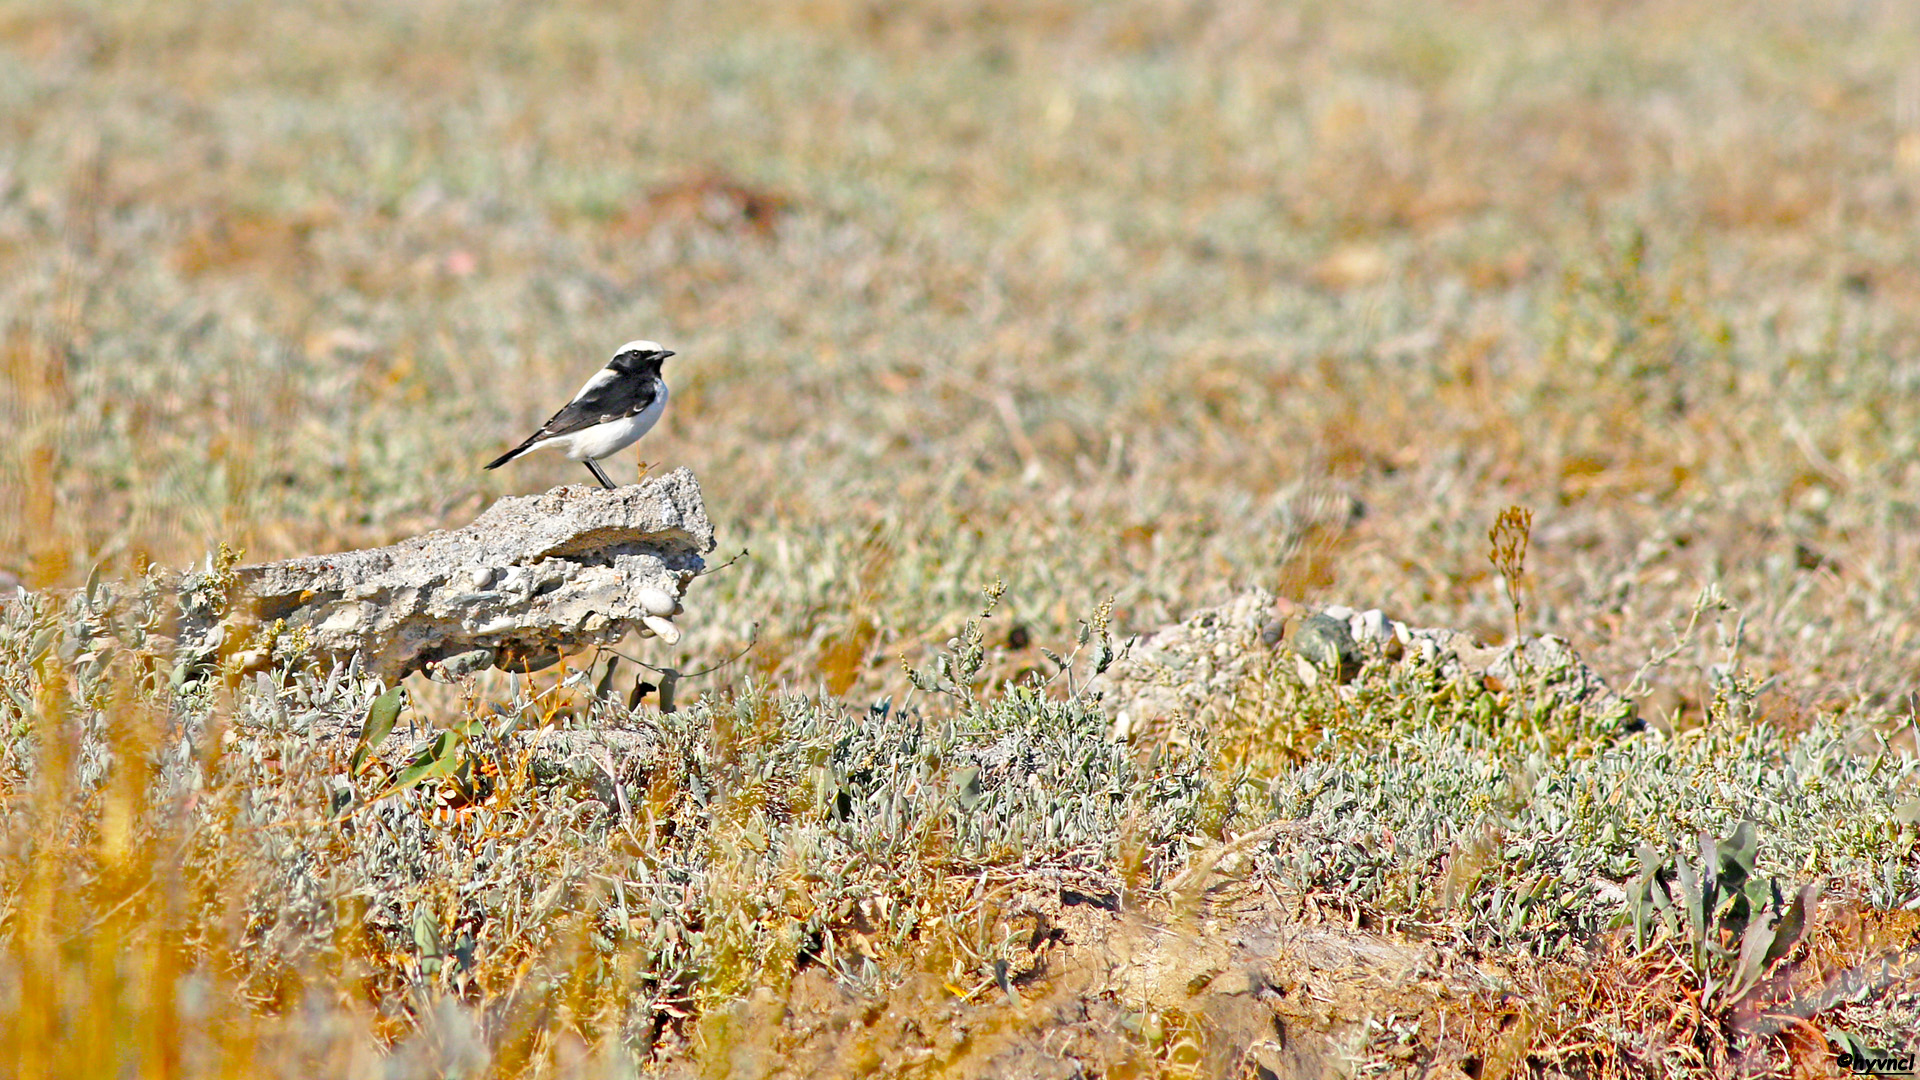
<box><xmin>484</xmin><ymin>440</ymin><xmax>532</xmax><ymax>470</ymax></box>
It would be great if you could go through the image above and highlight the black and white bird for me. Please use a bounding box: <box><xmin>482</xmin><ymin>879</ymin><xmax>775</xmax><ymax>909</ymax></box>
<box><xmin>484</xmin><ymin>340</ymin><xmax>673</xmax><ymax>489</ymax></box>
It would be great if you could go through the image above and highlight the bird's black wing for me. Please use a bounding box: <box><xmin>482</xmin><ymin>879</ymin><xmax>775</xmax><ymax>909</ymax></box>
<box><xmin>536</xmin><ymin>371</ymin><xmax>662</xmax><ymax>438</ymax></box>
<box><xmin>485</xmin><ymin>371</ymin><xmax>660</xmax><ymax>469</ymax></box>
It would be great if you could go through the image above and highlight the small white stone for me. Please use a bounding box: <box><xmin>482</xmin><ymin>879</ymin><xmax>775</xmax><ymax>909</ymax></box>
<box><xmin>1358</xmin><ymin>609</ymin><xmax>1390</xmax><ymax>642</ymax></box>
<box><xmin>1322</xmin><ymin>604</ymin><xmax>1354</xmax><ymax>621</ymax></box>
<box><xmin>641</xmin><ymin>614</ymin><xmax>680</xmax><ymax>645</ymax></box>
<box><xmin>636</xmin><ymin>586</ymin><xmax>676</xmax><ymax>617</ymax></box>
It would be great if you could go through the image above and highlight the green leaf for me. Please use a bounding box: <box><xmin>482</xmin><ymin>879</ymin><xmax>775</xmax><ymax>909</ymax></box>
<box><xmin>350</xmin><ymin>686</ymin><xmax>406</xmax><ymax>775</ymax></box>
<box><xmin>29</xmin><ymin>626</ymin><xmax>58</xmax><ymax>663</ymax></box>
<box><xmin>953</xmin><ymin>767</ymin><xmax>984</xmax><ymax>811</ymax></box>
<box><xmin>1674</xmin><ymin>850</ymin><xmax>1700</xmax><ymax>924</ymax></box>
<box><xmin>1713</xmin><ymin>823</ymin><xmax>1758</xmax><ymax>935</ymax></box>
<box><xmin>1727</xmin><ymin>909</ymin><xmax>1778</xmax><ymax>1001</ymax></box>
<box><xmin>414</xmin><ymin>907</ymin><xmax>444</xmax><ymax>975</ymax></box>
<box><xmin>1628</xmin><ymin>845</ymin><xmax>1664</xmax><ymax>950</ymax></box>
<box><xmin>1674</xmin><ymin>850</ymin><xmax>1703</xmax><ymax>971</ymax></box>
<box><xmin>1826</xmin><ymin>1028</ymin><xmax>1874</xmax><ymax>1064</ymax></box>
<box><xmin>383</xmin><ymin>731</ymin><xmax>460</xmax><ymax>796</ymax></box>
<box><xmin>449</xmin><ymin>752</ymin><xmax>487</xmax><ymax>802</ymax></box>
<box><xmin>413</xmin><ymin>907</ymin><xmax>442</xmax><ymax>953</ymax></box>
<box><xmin>1716</xmin><ymin>823</ymin><xmax>1756</xmax><ymax>891</ymax></box>
<box><xmin>1764</xmin><ymin>883</ymin><xmax>1815</xmax><ymax>969</ymax></box>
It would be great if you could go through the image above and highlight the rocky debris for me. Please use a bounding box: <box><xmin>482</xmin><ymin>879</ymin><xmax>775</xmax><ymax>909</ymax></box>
<box><xmin>174</xmin><ymin>468</ymin><xmax>715</xmax><ymax>682</ymax></box>
<box><xmin>1371</xmin><ymin>615</ymin><xmax>1634</xmax><ymax>723</ymax></box>
<box><xmin>1288</xmin><ymin>612</ymin><xmax>1361</xmax><ymax>684</ymax></box>
<box><xmin>1296</xmin><ymin>603</ymin><xmax>1633</xmax><ymax>726</ymax></box>
<box><xmin>1096</xmin><ymin>590</ymin><xmax>1275</xmax><ymax>742</ymax></box>
<box><xmin>1097</xmin><ymin>589</ymin><xmax>1636</xmax><ymax>739</ymax></box>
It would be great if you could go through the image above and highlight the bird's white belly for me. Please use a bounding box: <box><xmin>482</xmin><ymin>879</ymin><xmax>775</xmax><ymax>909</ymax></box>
<box><xmin>533</xmin><ymin>388</ymin><xmax>667</xmax><ymax>461</ymax></box>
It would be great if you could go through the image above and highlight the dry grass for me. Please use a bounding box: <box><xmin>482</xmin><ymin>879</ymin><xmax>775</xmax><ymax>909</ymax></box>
<box><xmin>5</xmin><ymin>0</ymin><xmax>1920</xmax><ymax>1075</ymax></box>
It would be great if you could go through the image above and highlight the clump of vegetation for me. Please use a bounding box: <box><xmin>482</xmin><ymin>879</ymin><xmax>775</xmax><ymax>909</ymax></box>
<box><xmin>1241</xmin><ymin>644</ymin><xmax>1916</xmax><ymax>958</ymax></box>
<box><xmin>1627</xmin><ymin>822</ymin><xmax>1815</xmax><ymax>1010</ymax></box>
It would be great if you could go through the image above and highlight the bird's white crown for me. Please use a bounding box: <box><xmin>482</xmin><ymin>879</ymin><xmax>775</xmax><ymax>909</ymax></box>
<box><xmin>613</xmin><ymin>339</ymin><xmax>667</xmax><ymax>357</ymax></box>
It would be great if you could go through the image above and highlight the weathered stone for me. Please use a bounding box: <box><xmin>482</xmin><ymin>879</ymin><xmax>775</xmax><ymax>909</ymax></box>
<box><xmin>1097</xmin><ymin>589</ymin><xmax>1637</xmax><ymax>739</ymax></box>
<box><xmin>1097</xmin><ymin>590</ymin><xmax>1274</xmax><ymax>742</ymax></box>
<box><xmin>175</xmin><ymin>468</ymin><xmax>715</xmax><ymax>681</ymax></box>
<box><xmin>636</xmin><ymin>586</ymin><xmax>677</xmax><ymax>617</ymax></box>
<box><xmin>1291</xmin><ymin>613</ymin><xmax>1361</xmax><ymax>684</ymax></box>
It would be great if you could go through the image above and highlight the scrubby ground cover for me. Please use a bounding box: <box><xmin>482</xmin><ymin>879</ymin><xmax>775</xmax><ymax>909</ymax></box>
<box><xmin>4</xmin><ymin>581</ymin><xmax>1917</xmax><ymax>1076</ymax></box>
<box><xmin>4</xmin><ymin>0</ymin><xmax>1920</xmax><ymax>1075</ymax></box>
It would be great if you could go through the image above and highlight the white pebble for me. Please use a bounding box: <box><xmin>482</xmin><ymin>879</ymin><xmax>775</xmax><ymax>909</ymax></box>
<box><xmin>641</xmin><ymin>614</ymin><xmax>681</xmax><ymax>645</ymax></box>
<box><xmin>636</xmin><ymin>586</ymin><xmax>676</xmax><ymax>617</ymax></box>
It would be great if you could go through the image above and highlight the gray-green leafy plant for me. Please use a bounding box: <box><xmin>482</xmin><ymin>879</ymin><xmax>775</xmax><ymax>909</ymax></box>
<box><xmin>903</xmin><ymin>582</ymin><xmax>1119</xmax><ymax>711</ymax></box>
<box><xmin>1628</xmin><ymin>821</ymin><xmax>1815</xmax><ymax>1007</ymax></box>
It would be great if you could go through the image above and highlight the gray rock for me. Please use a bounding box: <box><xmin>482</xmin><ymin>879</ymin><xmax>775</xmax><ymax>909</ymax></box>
<box><xmin>1291</xmin><ymin>613</ymin><xmax>1360</xmax><ymax>684</ymax></box>
<box><xmin>1097</xmin><ymin>590</ymin><xmax>1637</xmax><ymax>737</ymax></box>
<box><xmin>426</xmin><ymin>647</ymin><xmax>496</xmax><ymax>682</ymax></box>
<box><xmin>1096</xmin><ymin>589</ymin><xmax>1274</xmax><ymax>741</ymax></box>
<box><xmin>175</xmin><ymin>468</ymin><xmax>715</xmax><ymax>682</ymax></box>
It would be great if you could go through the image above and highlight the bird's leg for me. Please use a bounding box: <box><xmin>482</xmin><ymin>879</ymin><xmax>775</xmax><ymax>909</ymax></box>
<box><xmin>583</xmin><ymin>459</ymin><xmax>616</xmax><ymax>490</ymax></box>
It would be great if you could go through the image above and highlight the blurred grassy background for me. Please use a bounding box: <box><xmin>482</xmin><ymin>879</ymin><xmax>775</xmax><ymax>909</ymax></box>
<box><xmin>4</xmin><ymin>0</ymin><xmax>1920</xmax><ymax>710</ymax></box>
<box><xmin>8</xmin><ymin>3</ymin><xmax>1920</xmax><ymax>1075</ymax></box>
